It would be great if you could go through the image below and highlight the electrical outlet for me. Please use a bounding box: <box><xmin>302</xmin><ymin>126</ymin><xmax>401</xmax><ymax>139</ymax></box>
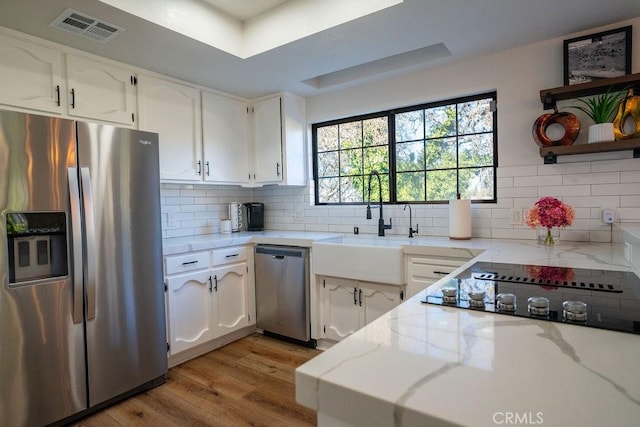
<box><xmin>294</xmin><ymin>207</ymin><xmax>305</xmax><ymax>222</ymax></box>
<box><xmin>602</xmin><ymin>209</ymin><xmax>615</xmax><ymax>224</ymax></box>
<box><xmin>509</xmin><ymin>207</ymin><xmax>522</xmax><ymax>225</ymax></box>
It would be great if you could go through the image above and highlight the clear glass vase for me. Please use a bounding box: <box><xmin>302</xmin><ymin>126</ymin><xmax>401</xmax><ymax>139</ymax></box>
<box><xmin>537</xmin><ymin>227</ymin><xmax>560</xmax><ymax>245</ymax></box>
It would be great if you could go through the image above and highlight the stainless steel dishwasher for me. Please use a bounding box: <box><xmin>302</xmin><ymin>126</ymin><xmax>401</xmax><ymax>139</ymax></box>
<box><xmin>254</xmin><ymin>245</ymin><xmax>315</xmax><ymax>347</ymax></box>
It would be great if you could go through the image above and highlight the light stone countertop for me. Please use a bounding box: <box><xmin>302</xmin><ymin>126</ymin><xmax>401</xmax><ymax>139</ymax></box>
<box><xmin>162</xmin><ymin>230</ymin><xmax>342</xmax><ymax>255</ymax></box>
<box><xmin>294</xmin><ymin>238</ymin><xmax>640</xmax><ymax>427</ymax></box>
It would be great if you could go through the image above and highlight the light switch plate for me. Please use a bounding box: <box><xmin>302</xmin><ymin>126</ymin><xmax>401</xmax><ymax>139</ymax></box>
<box><xmin>509</xmin><ymin>207</ymin><xmax>522</xmax><ymax>225</ymax></box>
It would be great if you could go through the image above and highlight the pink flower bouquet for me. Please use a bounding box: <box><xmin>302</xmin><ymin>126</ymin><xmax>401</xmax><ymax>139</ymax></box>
<box><xmin>526</xmin><ymin>196</ymin><xmax>575</xmax><ymax>245</ymax></box>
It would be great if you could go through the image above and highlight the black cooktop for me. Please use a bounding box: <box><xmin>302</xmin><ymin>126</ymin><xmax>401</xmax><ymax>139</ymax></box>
<box><xmin>421</xmin><ymin>262</ymin><xmax>640</xmax><ymax>335</ymax></box>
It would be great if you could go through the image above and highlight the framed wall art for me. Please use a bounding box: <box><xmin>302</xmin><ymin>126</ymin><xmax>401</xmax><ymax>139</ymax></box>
<box><xmin>563</xmin><ymin>25</ymin><xmax>632</xmax><ymax>85</ymax></box>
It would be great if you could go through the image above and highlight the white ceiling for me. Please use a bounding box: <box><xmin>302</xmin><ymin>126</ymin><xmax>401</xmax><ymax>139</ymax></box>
<box><xmin>0</xmin><ymin>0</ymin><xmax>639</xmax><ymax>99</ymax></box>
<box><xmin>201</xmin><ymin>0</ymin><xmax>290</xmax><ymax>21</ymax></box>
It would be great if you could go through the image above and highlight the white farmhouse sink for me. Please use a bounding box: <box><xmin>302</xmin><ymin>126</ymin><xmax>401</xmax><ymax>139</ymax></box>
<box><xmin>312</xmin><ymin>236</ymin><xmax>405</xmax><ymax>284</ymax></box>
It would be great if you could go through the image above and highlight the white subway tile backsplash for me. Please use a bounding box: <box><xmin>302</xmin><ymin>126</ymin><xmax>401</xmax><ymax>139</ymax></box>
<box><xmin>514</xmin><ymin>175</ymin><xmax>560</xmax><ymax>187</ymax></box>
<box><xmin>537</xmin><ymin>185</ymin><xmax>590</xmax><ymax>197</ymax></box>
<box><xmin>160</xmin><ymin>156</ymin><xmax>640</xmax><ymax>243</ymax></box>
<box><xmin>562</xmin><ymin>172</ymin><xmax>619</xmax><ymax>185</ymax></box>
<box><xmin>621</xmin><ymin>171</ymin><xmax>640</xmax><ymax>183</ymax></box>
<box><xmin>497</xmin><ymin>165</ymin><xmax>538</xmax><ymax>177</ymax></box>
<box><xmin>537</xmin><ymin>163</ymin><xmax>590</xmax><ymax>175</ymax></box>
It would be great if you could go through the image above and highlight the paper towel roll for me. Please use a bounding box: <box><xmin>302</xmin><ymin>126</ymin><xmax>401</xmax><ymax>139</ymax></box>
<box><xmin>449</xmin><ymin>199</ymin><xmax>471</xmax><ymax>240</ymax></box>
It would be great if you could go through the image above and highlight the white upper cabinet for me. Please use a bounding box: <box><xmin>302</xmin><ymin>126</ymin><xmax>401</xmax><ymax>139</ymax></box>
<box><xmin>0</xmin><ymin>33</ymin><xmax>64</xmax><ymax>114</ymax></box>
<box><xmin>252</xmin><ymin>95</ymin><xmax>283</xmax><ymax>184</ymax></box>
<box><xmin>250</xmin><ymin>93</ymin><xmax>307</xmax><ymax>186</ymax></box>
<box><xmin>138</xmin><ymin>75</ymin><xmax>202</xmax><ymax>182</ymax></box>
<box><xmin>202</xmin><ymin>91</ymin><xmax>250</xmax><ymax>185</ymax></box>
<box><xmin>65</xmin><ymin>54</ymin><xmax>136</xmax><ymax>125</ymax></box>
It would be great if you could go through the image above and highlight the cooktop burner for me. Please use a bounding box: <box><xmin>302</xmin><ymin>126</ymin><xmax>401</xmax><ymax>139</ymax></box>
<box><xmin>421</xmin><ymin>262</ymin><xmax>640</xmax><ymax>335</ymax></box>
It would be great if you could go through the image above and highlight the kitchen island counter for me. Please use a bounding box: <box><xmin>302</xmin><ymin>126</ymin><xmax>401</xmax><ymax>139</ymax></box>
<box><xmin>296</xmin><ymin>240</ymin><xmax>640</xmax><ymax>427</ymax></box>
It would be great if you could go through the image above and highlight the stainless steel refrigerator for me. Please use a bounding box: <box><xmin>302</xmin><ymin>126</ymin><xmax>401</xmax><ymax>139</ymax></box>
<box><xmin>0</xmin><ymin>110</ymin><xmax>167</xmax><ymax>426</ymax></box>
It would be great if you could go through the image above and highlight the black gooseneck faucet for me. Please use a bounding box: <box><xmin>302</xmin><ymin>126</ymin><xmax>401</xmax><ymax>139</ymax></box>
<box><xmin>366</xmin><ymin>171</ymin><xmax>392</xmax><ymax>236</ymax></box>
<box><xmin>404</xmin><ymin>204</ymin><xmax>419</xmax><ymax>238</ymax></box>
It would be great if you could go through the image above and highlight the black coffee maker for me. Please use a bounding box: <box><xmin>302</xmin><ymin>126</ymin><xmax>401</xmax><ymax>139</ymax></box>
<box><xmin>244</xmin><ymin>202</ymin><xmax>265</xmax><ymax>231</ymax></box>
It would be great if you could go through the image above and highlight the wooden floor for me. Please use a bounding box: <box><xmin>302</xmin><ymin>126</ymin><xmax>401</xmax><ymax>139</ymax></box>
<box><xmin>72</xmin><ymin>334</ymin><xmax>320</xmax><ymax>426</ymax></box>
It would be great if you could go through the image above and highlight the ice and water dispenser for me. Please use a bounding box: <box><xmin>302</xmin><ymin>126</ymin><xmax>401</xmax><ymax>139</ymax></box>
<box><xmin>6</xmin><ymin>212</ymin><xmax>68</xmax><ymax>284</ymax></box>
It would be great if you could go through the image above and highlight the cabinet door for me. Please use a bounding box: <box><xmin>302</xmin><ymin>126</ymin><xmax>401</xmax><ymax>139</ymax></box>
<box><xmin>358</xmin><ymin>282</ymin><xmax>401</xmax><ymax>327</ymax></box>
<box><xmin>166</xmin><ymin>270</ymin><xmax>214</xmax><ymax>355</ymax></box>
<box><xmin>138</xmin><ymin>75</ymin><xmax>202</xmax><ymax>182</ymax></box>
<box><xmin>202</xmin><ymin>91</ymin><xmax>250</xmax><ymax>184</ymax></box>
<box><xmin>65</xmin><ymin>54</ymin><xmax>135</xmax><ymax>125</ymax></box>
<box><xmin>321</xmin><ymin>277</ymin><xmax>359</xmax><ymax>341</ymax></box>
<box><xmin>0</xmin><ymin>34</ymin><xmax>64</xmax><ymax>114</ymax></box>
<box><xmin>211</xmin><ymin>263</ymin><xmax>251</xmax><ymax>337</ymax></box>
<box><xmin>252</xmin><ymin>96</ymin><xmax>283</xmax><ymax>183</ymax></box>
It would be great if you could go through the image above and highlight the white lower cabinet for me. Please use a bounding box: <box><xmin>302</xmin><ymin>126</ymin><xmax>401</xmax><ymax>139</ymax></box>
<box><xmin>164</xmin><ymin>246</ymin><xmax>255</xmax><ymax>360</ymax></box>
<box><xmin>211</xmin><ymin>262</ymin><xmax>253</xmax><ymax>336</ymax></box>
<box><xmin>321</xmin><ymin>276</ymin><xmax>402</xmax><ymax>341</ymax></box>
<box><xmin>166</xmin><ymin>269</ymin><xmax>215</xmax><ymax>355</ymax></box>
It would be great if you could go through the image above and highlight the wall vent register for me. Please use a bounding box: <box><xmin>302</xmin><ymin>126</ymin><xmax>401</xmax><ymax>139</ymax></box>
<box><xmin>422</xmin><ymin>261</ymin><xmax>640</xmax><ymax>335</ymax></box>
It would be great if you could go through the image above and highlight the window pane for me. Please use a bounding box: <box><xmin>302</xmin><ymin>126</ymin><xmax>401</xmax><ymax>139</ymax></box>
<box><xmin>425</xmin><ymin>105</ymin><xmax>455</xmax><ymax>138</ymax></box>
<box><xmin>458</xmin><ymin>99</ymin><xmax>493</xmax><ymax>134</ymax></box>
<box><xmin>318</xmin><ymin>178</ymin><xmax>340</xmax><ymax>203</ymax></box>
<box><xmin>340</xmin><ymin>176</ymin><xmax>364</xmax><ymax>202</ymax></box>
<box><xmin>459</xmin><ymin>134</ymin><xmax>494</xmax><ymax>167</ymax></box>
<box><xmin>317</xmin><ymin>125</ymin><xmax>339</xmax><ymax>152</ymax></box>
<box><xmin>426</xmin><ymin>170</ymin><xmax>457</xmax><ymax>201</ymax></box>
<box><xmin>426</xmin><ymin>137</ymin><xmax>456</xmax><ymax>169</ymax></box>
<box><xmin>395</xmin><ymin>110</ymin><xmax>424</xmax><ymax>142</ymax></box>
<box><xmin>459</xmin><ymin>167</ymin><xmax>494</xmax><ymax>200</ymax></box>
<box><xmin>363</xmin><ymin>146</ymin><xmax>389</xmax><ymax>174</ymax></box>
<box><xmin>317</xmin><ymin>151</ymin><xmax>339</xmax><ymax>177</ymax></box>
<box><xmin>396</xmin><ymin>141</ymin><xmax>424</xmax><ymax>172</ymax></box>
<box><xmin>339</xmin><ymin>149</ymin><xmax>362</xmax><ymax>176</ymax></box>
<box><xmin>397</xmin><ymin>172</ymin><xmax>425</xmax><ymax>201</ymax></box>
<box><xmin>340</xmin><ymin>121</ymin><xmax>362</xmax><ymax>149</ymax></box>
<box><xmin>363</xmin><ymin>117</ymin><xmax>388</xmax><ymax>146</ymax></box>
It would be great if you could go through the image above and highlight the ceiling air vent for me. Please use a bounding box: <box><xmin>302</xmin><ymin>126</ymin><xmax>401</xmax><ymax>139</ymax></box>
<box><xmin>50</xmin><ymin>9</ymin><xmax>124</xmax><ymax>43</ymax></box>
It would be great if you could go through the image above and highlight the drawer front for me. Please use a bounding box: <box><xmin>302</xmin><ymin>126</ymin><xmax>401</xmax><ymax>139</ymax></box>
<box><xmin>409</xmin><ymin>258</ymin><xmax>462</xmax><ymax>280</ymax></box>
<box><xmin>212</xmin><ymin>246</ymin><xmax>248</xmax><ymax>266</ymax></box>
<box><xmin>165</xmin><ymin>251</ymin><xmax>210</xmax><ymax>275</ymax></box>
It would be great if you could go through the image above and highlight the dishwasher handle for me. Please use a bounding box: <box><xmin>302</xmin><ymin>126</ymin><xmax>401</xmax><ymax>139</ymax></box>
<box><xmin>255</xmin><ymin>245</ymin><xmax>307</xmax><ymax>258</ymax></box>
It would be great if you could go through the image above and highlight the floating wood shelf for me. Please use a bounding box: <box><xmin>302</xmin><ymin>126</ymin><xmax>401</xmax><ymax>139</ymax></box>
<box><xmin>539</xmin><ymin>138</ymin><xmax>640</xmax><ymax>164</ymax></box>
<box><xmin>539</xmin><ymin>73</ymin><xmax>640</xmax><ymax>110</ymax></box>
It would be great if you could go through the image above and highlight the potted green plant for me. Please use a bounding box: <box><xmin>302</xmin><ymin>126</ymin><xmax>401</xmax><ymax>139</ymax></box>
<box><xmin>571</xmin><ymin>88</ymin><xmax>624</xmax><ymax>143</ymax></box>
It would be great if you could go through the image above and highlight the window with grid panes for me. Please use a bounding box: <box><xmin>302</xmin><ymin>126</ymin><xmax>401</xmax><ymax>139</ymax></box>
<box><xmin>312</xmin><ymin>92</ymin><xmax>497</xmax><ymax>205</ymax></box>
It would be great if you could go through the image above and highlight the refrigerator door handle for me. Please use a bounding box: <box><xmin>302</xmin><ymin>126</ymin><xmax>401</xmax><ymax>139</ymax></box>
<box><xmin>81</xmin><ymin>167</ymin><xmax>97</xmax><ymax>321</ymax></box>
<box><xmin>68</xmin><ymin>168</ymin><xmax>84</xmax><ymax>324</ymax></box>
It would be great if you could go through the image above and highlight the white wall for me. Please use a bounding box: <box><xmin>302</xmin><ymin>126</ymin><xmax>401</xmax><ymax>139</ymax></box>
<box><xmin>161</xmin><ymin>17</ymin><xmax>640</xmax><ymax>242</ymax></box>
<box><xmin>248</xmin><ymin>17</ymin><xmax>640</xmax><ymax>242</ymax></box>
